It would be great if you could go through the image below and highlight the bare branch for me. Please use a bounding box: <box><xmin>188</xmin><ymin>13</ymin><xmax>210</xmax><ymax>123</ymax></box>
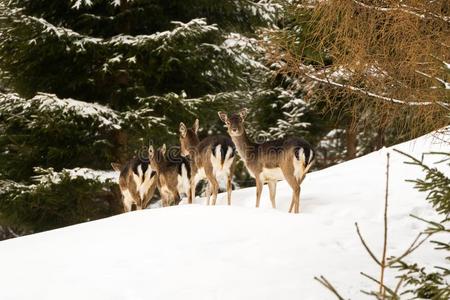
<box><xmin>415</xmin><ymin>70</ymin><xmax>450</xmax><ymax>90</ymax></box>
<box><xmin>352</xmin><ymin>0</ymin><xmax>450</xmax><ymax>24</ymax></box>
<box><xmin>360</xmin><ymin>272</ymin><xmax>399</xmax><ymax>298</ymax></box>
<box><xmin>305</xmin><ymin>72</ymin><xmax>449</xmax><ymax>107</ymax></box>
<box><xmin>355</xmin><ymin>222</ymin><xmax>382</xmax><ymax>266</ymax></box>
<box><xmin>393</xmin><ymin>277</ymin><xmax>404</xmax><ymax>297</ymax></box>
<box><xmin>387</xmin><ymin>232</ymin><xmax>432</xmax><ymax>266</ymax></box>
<box><xmin>379</xmin><ymin>153</ymin><xmax>390</xmax><ymax>298</ymax></box>
<box><xmin>314</xmin><ymin>275</ymin><xmax>346</xmax><ymax>300</ymax></box>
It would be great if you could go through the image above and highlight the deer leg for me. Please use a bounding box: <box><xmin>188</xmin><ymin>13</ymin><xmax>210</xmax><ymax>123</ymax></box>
<box><xmin>226</xmin><ymin>160</ymin><xmax>236</xmax><ymax>206</ymax></box>
<box><xmin>255</xmin><ymin>177</ymin><xmax>263</xmax><ymax>208</ymax></box>
<box><xmin>142</xmin><ymin>177</ymin><xmax>158</xmax><ymax>209</ymax></box>
<box><xmin>226</xmin><ymin>173</ymin><xmax>232</xmax><ymax>205</ymax></box>
<box><xmin>268</xmin><ymin>180</ymin><xmax>277</xmax><ymax>209</ymax></box>
<box><xmin>174</xmin><ymin>191</ymin><xmax>181</xmax><ymax>205</ymax></box>
<box><xmin>205</xmin><ymin>173</ymin><xmax>219</xmax><ymax>206</ymax></box>
<box><xmin>284</xmin><ymin>174</ymin><xmax>300</xmax><ymax>214</ymax></box>
<box><xmin>205</xmin><ymin>181</ymin><xmax>211</xmax><ymax>205</ymax></box>
<box><xmin>123</xmin><ymin>198</ymin><xmax>132</xmax><ymax>212</ymax></box>
<box><xmin>161</xmin><ymin>191</ymin><xmax>170</xmax><ymax>207</ymax></box>
<box><xmin>121</xmin><ymin>190</ymin><xmax>133</xmax><ymax>212</ymax></box>
<box><xmin>295</xmin><ymin>186</ymin><xmax>302</xmax><ymax>213</ymax></box>
<box><xmin>129</xmin><ymin>188</ymin><xmax>141</xmax><ymax>211</ymax></box>
<box><xmin>188</xmin><ymin>178</ymin><xmax>195</xmax><ymax>204</ymax></box>
<box><xmin>288</xmin><ymin>200</ymin><xmax>295</xmax><ymax>213</ymax></box>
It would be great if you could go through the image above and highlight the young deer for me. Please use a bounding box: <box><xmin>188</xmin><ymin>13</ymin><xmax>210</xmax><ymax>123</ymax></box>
<box><xmin>111</xmin><ymin>157</ymin><xmax>158</xmax><ymax>212</ymax></box>
<box><xmin>179</xmin><ymin>119</ymin><xmax>235</xmax><ymax>205</ymax></box>
<box><xmin>218</xmin><ymin>108</ymin><xmax>314</xmax><ymax>213</ymax></box>
<box><xmin>148</xmin><ymin>144</ymin><xmax>193</xmax><ymax>207</ymax></box>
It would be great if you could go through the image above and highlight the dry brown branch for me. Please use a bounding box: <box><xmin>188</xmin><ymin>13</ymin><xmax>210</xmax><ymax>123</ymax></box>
<box><xmin>305</xmin><ymin>72</ymin><xmax>448</xmax><ymax>107</ymax></box>
<box><xmin>355</xmin><ymin>222</ymin><xmax>382</xmax><ymax>266</ymax></box>
<box><xmin>352</xmin><ymin>0</ymin><xmax>450</xmax><ymax>23</ymax></box>
<box><xmin>314</xmin><ymin>275</ymin><xmax>346</xmax><ymax>300</ymax></box>
<box><xmin>360</xmin><ymin>272</ymin><xmax>398</xmax><ymax>299</ymax></box>
<box><xmin>393</xmin><ymin>277</ymin><xmax>404</xmax><ymax>297</ymax></box>
<box><xmin>379</xmin><ymin>153</ymin><xmax>390</xmax><ymax>298</ymax></box>
<box><xmin>265</xmin><ymin>0</ymin><xmax>450</xmax><ymax>137</ymax></box>
<box><xmin>387</xmin><ymin>232</ymin><xmax>432</xmax><ymax>267</ymax></box>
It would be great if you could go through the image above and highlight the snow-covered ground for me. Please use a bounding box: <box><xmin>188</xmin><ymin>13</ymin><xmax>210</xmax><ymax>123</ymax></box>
<box><xmin>0</xmin><ymin>130</ymin><xmax>448</xmax><ymax>299</ymax></box>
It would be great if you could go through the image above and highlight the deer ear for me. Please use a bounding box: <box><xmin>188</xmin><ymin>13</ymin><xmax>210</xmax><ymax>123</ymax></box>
<box><xmin>193</xmin><ymin>119</ymin><xmax>199</xmax><ymax>133</ymax></box>
<box><xmin>111</xmin><ymin>162</ymin><xmax>121</xmax><ymax>172</ymax></box>
<box><xmin>160</xmin><ymin>144</ymin><xmax>167</xmax><ymax>155</ymax></box>
<box><xmin>218</xmin><ymin>111</ymin><xmax>228</xmax><ymax>123</ymax></box>
<box><xmin>148</xmin><ymin>145</ymin><xmax>155</xmax><ymax>159</ymax></box>
<box><xmin>179</xmin><ymin>122</ymin><xmax>187</xmax><ymax>137</ymax></box>
<box><xmin>239</xmin><ymin>108</ymin><xmax>248</xmax><ymax>120</ymax></box>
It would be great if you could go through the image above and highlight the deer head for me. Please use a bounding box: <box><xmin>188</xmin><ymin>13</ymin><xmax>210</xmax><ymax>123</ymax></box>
<box><xmin>218</xmin><ymin>108</ymin><xmax>248</xmax><ymax>137</ymax></box>
<box><xmin>179</xmin><ymin>119</ymin><xmax>200</xmax><ymax>157</ymax></box>
<box><xmin>148</xmin><ymin>144</ymin><xmax>166</xmax><ymax>171</ymax></box>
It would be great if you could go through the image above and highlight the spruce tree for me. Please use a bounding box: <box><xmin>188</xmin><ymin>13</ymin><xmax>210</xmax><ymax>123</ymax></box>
<box><xmin>0</xmin><ymin>0</ymin><xmax>300</xmax><ymax>236</ymax></box>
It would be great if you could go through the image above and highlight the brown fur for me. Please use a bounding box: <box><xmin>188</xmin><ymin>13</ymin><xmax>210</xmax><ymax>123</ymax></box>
<box><xmin>111</xmin><ymin>157</ymin><xmax>158</xmax><ymax>212</ymax></box>
<box><xmin>218</xmin><ymin>108</ymin><xmax>315</xmax><ymax>213</ymax></box>
<box><xmin>179</xmin><ymin>119</ymin><xmax>236</xmax><ymax>205</ymax></box>
<box><xmin>149</xmin><ymin>145</ymin><xmax>192</xmax><ymax>207</ymax></box>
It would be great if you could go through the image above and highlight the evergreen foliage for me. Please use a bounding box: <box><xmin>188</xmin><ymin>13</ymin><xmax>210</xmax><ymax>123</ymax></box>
<box><xmin>0</xmin><ymin>167</ymin><xmax>121</xmax><ymax>232</ymax></box>
<box><xmin>0</xmin><ymin>92</ymin><xmax>122</xmax><ymax>181</ymax></box>
<box><xmin>392</xmin><ymin>150</ymin><xmax>450</xmax><ymax>299</ymax></box>
<box><xmin>1</xmin><ymin>0</ymin><xmax>313</xmax><ymax>235</ymax></box>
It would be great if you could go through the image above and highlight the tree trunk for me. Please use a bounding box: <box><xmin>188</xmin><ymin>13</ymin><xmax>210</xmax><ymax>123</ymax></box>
<box><xmin>375</xmin><ymin>126</ymin><xmax>385</xmax><ymax>150</ymax></box>
<box><xmin>346</xmin><ymin>125</ymin><xmax>357</xmax><ymax>160</ymax></box>
<box><xmin>113</xmin><ymin>130</ymin><xmax>128</xmax><ymax>164</ymax></box>
<box><xmin>120</xmin><ymin>0</ymin><xmax>130</xmax><ymax>34</ymax></box>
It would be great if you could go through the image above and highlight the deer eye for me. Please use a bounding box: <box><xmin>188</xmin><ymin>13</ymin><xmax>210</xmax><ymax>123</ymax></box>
<box><xmin>226</xmin><ymin>121</ymin><xmax>230</xmax><ymax>125</ymax></box>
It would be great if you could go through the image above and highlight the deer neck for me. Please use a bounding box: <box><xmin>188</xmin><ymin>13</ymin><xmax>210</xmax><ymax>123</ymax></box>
<box><xmin>187</xmin><ymin>135</ymin><xmax>201</xmax><ymax>159</ymax></box>
<box><xmin>231</xmin><ymin>130</ymin><xmax>255</xmax><ymax>163</ymax></box>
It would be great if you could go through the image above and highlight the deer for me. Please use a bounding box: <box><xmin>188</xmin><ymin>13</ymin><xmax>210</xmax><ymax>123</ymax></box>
<box><xmin>179</xmin><ymin>119</ymin><xmax>236</xmax><ymax>205</ymax></box>
<box><xmin>148</xmin><ymin>144</ymin><xmax>193</xmax><ymax>207</ymax></box>
<box><xmin>111</xmin><ymin>156</ymin><xmax>158</xmax><ymax>212</ymax></box>
<box><xmin>218</xmin><ymin>108</ymin><xmax>315</xmax><ymax>213</ymax></box>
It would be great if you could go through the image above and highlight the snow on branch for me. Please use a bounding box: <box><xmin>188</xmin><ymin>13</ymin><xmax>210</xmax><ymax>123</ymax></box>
<box><xmin>71</xmin><ymin>0</ymin><xmax>93</xmax><ymax>9</ymax></box>
<box><xmin>239</xmin><ymin>0</ymin><xmax>282</xmax><ymax>24</ymax></box>
<box><xmin>298</xmin><ymin>1</ymin><xmax>450</xmax><ymax>24</ymax></box>
<box><xmin>9</xmin><ymin>9</ymin><xmax>218</xmax><ymax>51</ymax></box>
<box><xmin>305</xmin><ymin>72</ymin><xmax>449</xmax><ymax>107</ymax></box>
<box><xmin>71</xmin><ymin>0</ymin><xmax>135</xmax><ymax>9</ymax></box>
<box><xmin>32</xmin><ymin>167</ymin><xmax>118</xmax><ymax>185</ymax></box>
<box><xmin>0</xmin><ymin>92</ymin><xmax>121</xmax><ymax>129</ymax></box>
<box><xmin>106</xmin><ymin>19</ymin><xmax>218</xmax><ymax>48</ymax></box>
<box><xmin>415</xmin><ymin>70</ymin><xmax>450</xmax><ymax>90</ymax></box>
<box><xmin>222</xmin><ymin>32</ymin><xmax>267</xmax><ymax>71</ymax></box>
<box><xmin>352</xmin><ymin>0</ymin><xmax>450</xmax><ymax>24</ymax></box>
<box><xmin>0</xmin><ymin>167</ymin><xmax>117</xmax><ymax>195</ymax></box>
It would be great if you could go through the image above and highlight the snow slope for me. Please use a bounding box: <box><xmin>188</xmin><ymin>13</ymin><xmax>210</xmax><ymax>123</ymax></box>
<box><xmin>0</xmin><ymin>130</ymin><xmax>448</xmax><ymax>299</ymax></box>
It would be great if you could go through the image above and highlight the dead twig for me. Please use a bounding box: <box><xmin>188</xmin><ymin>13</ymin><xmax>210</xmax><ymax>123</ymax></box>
<box><xmin>380</xmin><ymin>152</ymin><xmax>390</xmax><ymax>298</ymax></box>
<box><xmin>314</xmin><ymin>275</ymin><xmax>346</xmax><ymax>300</ymax></box>
<box><xmin>355</xmin><ymin>222</ymin><xmax>381</xmax><ymax>266</ymax></box>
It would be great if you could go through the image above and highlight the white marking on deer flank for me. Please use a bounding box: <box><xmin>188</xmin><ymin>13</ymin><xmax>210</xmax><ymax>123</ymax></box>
<box><xmin>260</xmin><ymin>167</ymin><xmax>284</xmax><ymax>181</ymax></box>
<box><xmin>121</xmin><ymin>189</ymin><xmax>134</xmax><ymax>211</ymax></box>
<box><xmin>177</xmin><ymin>164</ymin><xmax>191</xmax><ymax>195</ymax></box>
<box><xmin>139</xmin><ymin>166</ymin><xmax>155</xmax><ymax>201</ymax></box>
<box><xmin>194</xmin><ymin>167</ymin><xmax>206</xmax><ymax>184</ymax></box>
<box><xmin>293</xmin><ymin>154</ymin><xmax>305</xmax><ymax>181</ymax></box>
<box><xmin>210</xmin><ymin>146</ymin><xmax>233</xmax><ymax>177</ymax></box>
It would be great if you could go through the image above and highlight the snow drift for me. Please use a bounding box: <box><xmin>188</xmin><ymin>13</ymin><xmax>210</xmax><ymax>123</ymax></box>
<box><xmin>0</xmin><ymin>130</ymin><xmax>448</xmax><ymax>299</ymax></box>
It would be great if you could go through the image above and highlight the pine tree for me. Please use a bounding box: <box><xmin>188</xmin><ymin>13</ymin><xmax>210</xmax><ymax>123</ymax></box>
<box><xmin>391</xmin><ymin>149</ymin><xmax>450</xmax><ymax>299</ymax></box>
<box><xmin>0</xmin><ymin>0</ymin><xmax>291</xmax><ymax>235</ymax></box>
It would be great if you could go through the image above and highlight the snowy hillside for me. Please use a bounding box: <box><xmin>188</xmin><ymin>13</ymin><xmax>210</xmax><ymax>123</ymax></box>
<box><xmin>0</xmin><ymin>130</ymin><xmax>448</xmax><ymax>300</ymax></box>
